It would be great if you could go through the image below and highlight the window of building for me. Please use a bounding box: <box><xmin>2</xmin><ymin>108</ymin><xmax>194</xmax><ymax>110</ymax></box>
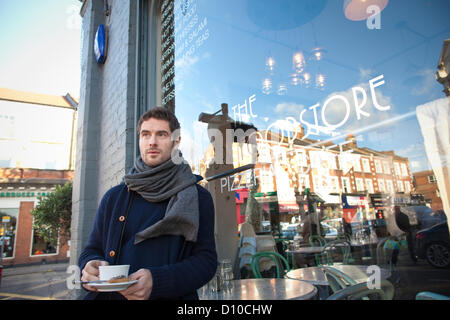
<box><xmin>365</xmin><ymin>179</ymin><xmax>374</xmax><ymax>194</ymax></box>
<box><xmin>355</xmin><ymin>178</ymin><xmax>364</xmax><ymax>192</ymax></box>
<box><xmin>330</xmin><ymin>176</ymin><xmax>339</xmax><ymax>192</ymax></box>
<box><xmin>145</xmin><ymin>0</ymin><xmax>450</xmax><ymax>299</ymax></box>
<box><xmin>401</xmin><ymin>163</ymin><xmax>408</xmax><ymax>177</ymax></box>
<box><xmin>353</xmin><ymin>156</ymin><xmax>362</xmax><ymax>172</ymax></box>
<box><xmin>404</xmin><ymin>181</ymin><xmax>411</xmax><ymax>193</ymax></box>
<box><xmin>386</xmin><ymin>180</ymin><xmax>394</xmax><ymax>194</ymax></box>
<box><xmin>362</xmin><ymin>158</ymin><xmax>371</xmax><ymax>173</ymax></box>
<box><xmin>341</xmin><ymin>177</ymin><xmax>351</xmax><ymax>193</ymax></box>
<box><xmin>0</xmin><ymin>208</ymin><xmax>18</xmax><ymax>258</ymax></box>
<box><xmin>397</xmin><ymin>180</ymin><xmax>404</xmax><ymax>192</ymax></box>
<box><xmin>31</xmin><ymin>228</ymin><xmax>58</xmax><ymax>256</ymax></box>
<box><xmin>375</xmin><ymin>160</ymin><xmax>383</xmax><ymax>174</ymax></box>
<box><xmin>394</xmin><ymin>162</ymin><xmax>401</xmax><ymax>176</ymax></box>
<box><xmin>378</xmin><ymin>179</ymin><xmax>386</xmax><ymax>193</ymax></box>
<box><xmin>383</xmin><ymin>162</ymin><xmax>390</xmax><ymax>175</ymax></box>
<box><xmin>428</xmin><ymin>175</ymin><xmax>437</xmax><ymax>183</ymax></box>
<box><xmin>298</xmin><ymin>174</ymin><xmax>310</xmax><ymax>192</ymax></box>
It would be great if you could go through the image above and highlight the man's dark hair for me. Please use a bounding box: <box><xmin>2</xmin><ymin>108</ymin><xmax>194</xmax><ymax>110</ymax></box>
<box><xmin>137</xmin><ymin>107</ymin><xmax>181</xmax><ymax>134</ymax></box>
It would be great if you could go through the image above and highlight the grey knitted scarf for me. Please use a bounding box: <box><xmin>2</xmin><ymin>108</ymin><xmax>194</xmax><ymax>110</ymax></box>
<box><xmin>123</xmin><ymin>152</ymin><xmax>199</xmax><ymax>244</ymax></box>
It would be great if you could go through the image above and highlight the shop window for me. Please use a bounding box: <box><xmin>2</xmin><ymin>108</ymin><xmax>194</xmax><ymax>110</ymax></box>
<box><xmin>0</xmin><ymin>208</ymin><xmax>18</xmax><ymax>258</ymax></box>
<box><xmin>149</xmin><ymin>1</ymin><xmax>450</xmax><ymax>295</ymax></box>
<box><xmin>31</xmin><ymin>232</ymin><xmax>58</xmax><ymax>256</ymax></box>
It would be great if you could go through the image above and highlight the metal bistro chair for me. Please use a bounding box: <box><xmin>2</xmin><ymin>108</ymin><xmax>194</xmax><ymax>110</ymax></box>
<box><xmin>250</xmin><ymin>251</ymin><xmax>291</xmax><ymax>279</ymax></box>
<box><xmin>415</xmin><ymin>291</ymin><xmax>450</xmax><ymax>300</ymax></box>
<box><xmin>326</xmin><ymin>279</ymin><xmax>395</xmax><ymax>300</ymax></box>
<box><xmin>309</xmin><ymin>235</ymin><xmax>327</xmax><ymax>247</ymax></box>
<box><xmin>322</xmin><ymin>265</ymin><xmax>357</xmax><ymax>294</ymax></box>
<box><xmin>315</xmin><ymin>239</ymin><xmax>354</xmax><ymax>266</ymax></box>
<box><xmin>376</xmin><ymin>236</ymin><xmax>401</xmax><ymax>286</ymax></box>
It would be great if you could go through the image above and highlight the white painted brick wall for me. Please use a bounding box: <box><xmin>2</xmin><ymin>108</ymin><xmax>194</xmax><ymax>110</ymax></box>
<box><xmin>71</xmin><ymin>0</ymin><xmax>137</xmax><ymax>272</ymax></box>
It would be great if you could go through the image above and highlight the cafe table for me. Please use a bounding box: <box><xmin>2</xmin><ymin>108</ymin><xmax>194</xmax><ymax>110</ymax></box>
<box><xmin>198</xmin><ymin>278</ymin><xmax>318</xmax><ymax>300</ymax></box>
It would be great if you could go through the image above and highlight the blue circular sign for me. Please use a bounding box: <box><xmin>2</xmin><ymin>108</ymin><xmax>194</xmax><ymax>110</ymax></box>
<box><xmin>94</xmin><ymin>24</ymin><xmax>107</xmax><ymax>64</ymax></box>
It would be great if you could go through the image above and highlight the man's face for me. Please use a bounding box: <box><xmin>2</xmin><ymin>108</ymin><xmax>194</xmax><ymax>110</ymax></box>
<box><xmin>139</xmin><ymin>118</ymin><xmax>180</xmax><ymax>167</ymax></box>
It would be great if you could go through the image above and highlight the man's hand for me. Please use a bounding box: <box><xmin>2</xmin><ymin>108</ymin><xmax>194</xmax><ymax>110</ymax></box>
<box><xmin>81</xmin><ymin>260</ymin><xmax>109</xmax><ymax>291</ymax></box>
<box><xmin>119</xmin><ymin>269</ymin><xmax>153</xmax><ymax>300</ymax></box>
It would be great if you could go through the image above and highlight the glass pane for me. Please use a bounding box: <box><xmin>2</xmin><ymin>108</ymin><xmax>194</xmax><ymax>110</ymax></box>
<box><xmin>0</xmin><ymin>208</ymin><xmax>18</xmax><ymax>258</ymax></box>
<box><xmin>163</xmin><ymin>0</ymin><xmax>450</xmax><ymax>294</ymax></box>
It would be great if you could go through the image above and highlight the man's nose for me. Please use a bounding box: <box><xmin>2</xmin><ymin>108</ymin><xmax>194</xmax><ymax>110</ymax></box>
<box><xmin>148</xmin><ymin>134</ymin><xmax>157</xmax><ymax>145</ymax></box>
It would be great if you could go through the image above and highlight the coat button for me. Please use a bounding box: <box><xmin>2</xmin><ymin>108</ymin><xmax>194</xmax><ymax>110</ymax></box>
<box><xmin>119</xmin><ymin>216</ymin><xmax>125</xmax><ymax>222</ymax></box>
<box><xmin>109</xmin><ymin>250</ymin><xmax>115</xmax><ymax>257</ymax></box>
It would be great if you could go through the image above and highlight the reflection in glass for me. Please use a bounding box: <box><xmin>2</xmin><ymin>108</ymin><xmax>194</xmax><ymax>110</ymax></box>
<box><xmin>311</xmin><ymin>47</ymin><xmax>325</xmax><ymax>61</ymax></box>
<box><xmin>262</xmin><ymin>78</ymin><xmax>273</xmax><ymax>95</ymax></box>
<box><xmin>292</xmin><ymin>51</ymin><xmax>306</xmax><ymax>74</ymax></box>
<box><xmin>315</xmin><ymin>73</ymin><xmax>326</xmax><ymax>90</ymax></box>
<box><xmin>277</xmin><ymin>84</ymin><xmax>288</xmax><ymax>96</ymax></box>
<box><xmin>302</xmin><ymin>72</ymin><xmax>312</xmax><ymax>88</ymax></box>
<box><xmin>265</xmin><ymin>56</ymin><xmax>276</xmax><ymax>74</ymax></box>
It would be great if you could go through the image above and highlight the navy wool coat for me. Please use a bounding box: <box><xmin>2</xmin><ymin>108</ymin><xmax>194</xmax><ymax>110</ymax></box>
<box><xmin>78</xmin><ymin>179</ymin><xmax>217</xmax><ymax>300</ymax></box>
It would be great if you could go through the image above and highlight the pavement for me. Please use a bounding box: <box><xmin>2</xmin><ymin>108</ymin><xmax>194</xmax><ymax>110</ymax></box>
<box><xmin>0</xmin><ymin>261</ymin><xmax>79</xmax><ymax>300</ymax></box>
<box><xmin>2</xmin><ymin>261</ymin><xmax>69</xmax><ymax>277</ymax></box>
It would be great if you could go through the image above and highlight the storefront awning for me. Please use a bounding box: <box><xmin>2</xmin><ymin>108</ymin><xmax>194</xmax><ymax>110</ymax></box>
<box><xmin>278</xmin><ymin>203</ymin><xmax>299</xmax><ymax>213</ymax></box>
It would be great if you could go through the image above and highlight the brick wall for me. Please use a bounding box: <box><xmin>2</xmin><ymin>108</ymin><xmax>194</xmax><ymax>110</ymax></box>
<box><xmin>70</xmin><ymin>0</ymin><xmax>137</xmax><ymax>268</ymax></box>
<box><xmin>414</xmin><ymin>171</ymin><xmax>443</xmax><ymax>211</ymax></box>
<box><xmin>0</xmin><ymin>168</ymin><xmax>73</xmax><ymax>181</ymax></box>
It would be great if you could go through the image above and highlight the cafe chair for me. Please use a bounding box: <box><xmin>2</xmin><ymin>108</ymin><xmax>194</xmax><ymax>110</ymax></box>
<box><xmin>337</xmin><ymin>232</ymin><xmax>352</xmax><ymax>242</ymax></box>
<box><xmin>250</xmin><ymin>251</ymin><xmax>291</xmax><ymax>279</ymax></box>
<box><xmin>315</xmin><ymin>239</ymin><xmax>354</xmax><ymax>266</ymax></box>
<box><xmin>376</xmin><ymin>236</ymin><xmax>401</xmax><ymax>285</ymax></box>
<box><xmin>415</xmin><ymin>291</ymin><xmax>450</xmax><ymax>300</ymax></box>
<box><xmin>326</xmin><ymin>279</ymin><xmax>395</xmax><ymax>300</ymax></box>
<box><xmin>322</xmin><ymin>265</ymin><xmax>357</xmax><ymax>294</ymax></box>
<box><xmin>309</xmin><ymin>235</ymin><xmax>326</xmax><ymax>247</ymax></box>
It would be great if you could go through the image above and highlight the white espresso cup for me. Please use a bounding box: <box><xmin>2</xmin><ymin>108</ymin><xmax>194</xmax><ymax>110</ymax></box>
<box><xmin>98</xmin><ymin>265</ymin><xmax>130</xmax><ymax>281</ymax></box>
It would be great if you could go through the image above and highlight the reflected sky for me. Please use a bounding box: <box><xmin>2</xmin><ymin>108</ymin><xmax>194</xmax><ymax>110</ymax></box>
<box><xmin>172</xmin><ymin>0</ymin><xmax>450</xmax><ymax>173</ymax></box>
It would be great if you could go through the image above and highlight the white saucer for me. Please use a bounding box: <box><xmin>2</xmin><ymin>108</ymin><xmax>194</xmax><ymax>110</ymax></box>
<box><xmin>88</xmin><ymin>280</ymin><xmax>138</xmax><ymax>292</ymax></box>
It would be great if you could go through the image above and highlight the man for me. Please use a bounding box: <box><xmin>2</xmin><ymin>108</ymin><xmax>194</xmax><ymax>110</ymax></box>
<box><xmin>394</xmin><ymin>205</ymin><xmax>417</xmax><ymax>262</ymax></box>
<box><xmin>78</xmin><ymin>107</ymin><xmax>217</xmax><ymax>300</ymax></box>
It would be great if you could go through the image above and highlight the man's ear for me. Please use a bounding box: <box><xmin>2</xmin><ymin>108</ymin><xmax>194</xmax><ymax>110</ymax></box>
<box><xmin>171</xmin><ymin>129</ymin><xmax>181</xmax><ymax>148</ymax></box>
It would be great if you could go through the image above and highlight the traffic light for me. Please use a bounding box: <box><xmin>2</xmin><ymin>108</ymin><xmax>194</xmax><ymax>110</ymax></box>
<box><xmin>377</xmin><ymin>209</ymin><xmax>384</xmax><ymax>219</ymax></box>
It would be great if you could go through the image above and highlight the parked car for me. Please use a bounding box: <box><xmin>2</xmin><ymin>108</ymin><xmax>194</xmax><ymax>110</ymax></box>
<box><xmin>415</xmin><ymin>221</ymin><xmax>450</xmax><ymax>269</ymax></box>
<box><xmin>401</xmin><ymin>205</ymin><xmax>446</xmax><ymax>229</ymax></box>
<box><xmin>281</xmin><ymin>222</ymin><xmax>338</xmax><ymax>240</ymax></box>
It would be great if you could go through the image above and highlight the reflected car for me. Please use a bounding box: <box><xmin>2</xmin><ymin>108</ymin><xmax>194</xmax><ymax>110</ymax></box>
<box><xmin>415</xmin><ymin>221</ymin><xmax>450</xmax><ymax>269</ymax></box>
<box><xmin>281</xmin><ymin>224</ymin><xmax>300</xmax><ymax>240</ymax></box>
<box><xmin>401</xmin><ymin>206</ymin><xmax>446</xmax><ymax>229</ymax></box>
<box><xmin>281</xmin><ymin>222</ymin><xmax>338</xmax><ymax>240</ymax></box>
<box><xmin>321</xmin><ymin>222</ymin><xmax>338</xmax><ymax>240</ymax></box>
